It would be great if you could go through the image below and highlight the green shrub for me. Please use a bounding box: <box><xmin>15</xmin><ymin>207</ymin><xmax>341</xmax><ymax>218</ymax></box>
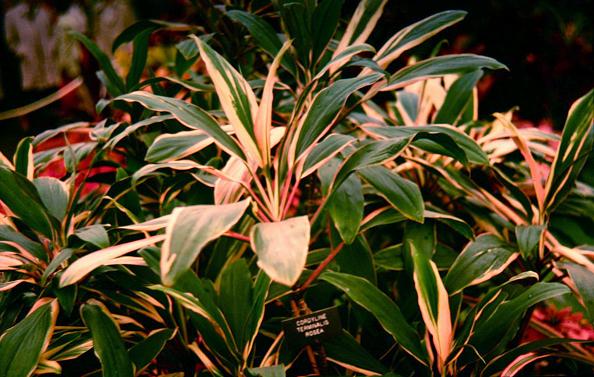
<box><xmin>0</xmin><ymin>1</ymin><xmax>593</xmax><ymax>376</ymax></box>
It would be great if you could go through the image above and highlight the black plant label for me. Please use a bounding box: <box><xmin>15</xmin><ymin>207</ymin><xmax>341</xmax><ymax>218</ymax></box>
<box><xmin>282</xmin><ymin>306</ymin><xmax>341</xmax><ymax>349</ymax></box>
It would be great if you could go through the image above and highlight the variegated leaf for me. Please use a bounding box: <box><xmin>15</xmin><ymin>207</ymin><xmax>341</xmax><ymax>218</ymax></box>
<box><xmin>250</xmin><ymin>216</ymin><xmax>309</xmax><ymax>286</ymax></box>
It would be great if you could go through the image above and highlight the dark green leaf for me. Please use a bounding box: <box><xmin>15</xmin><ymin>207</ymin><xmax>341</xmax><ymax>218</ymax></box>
<box><xmin>0</xmin><ymin>167</ymin><xmax>54</xmax><ymax>238</ymax></box>
<box><xmin>333</xmin><ymin>137</ymin><xmax>412</xmax><ymax>191</ymax></box>
<box><xmin>0</xmin><ymin>225</ymin><xmax>45</xmax><ymax>260</ymax></box>
<box><xmin>146</xmin><ymin>130</ymin><xmax>212</xmax><ymax>163</ymax></box>
<box><xmin>319</xmin><ymin>158</ymin><xmax>363</xmax><ymax>244</ymax></box>
<box><xmin>362</xmin><ymin>123</ymin><xmax>489</xmax><ymax>165</ymax></box>
<box><xmin>74</xmin><ymin>225</ymin><xmax>110</xmax><ymax>249</ymax></box>
<box><xmin>294</xmin><ymin>74</ymin><xmax>383</xmax><ymax>160</ymax></box>
<box><xmin>434</xmin><ymin>69</ymin><xmax>483</xmax><ymax>125</ymax></box>
<box><xmin>128</xmin><ymin>329</ymin><xmax>175</xmax><ymax>372</ymax></box>
<box><xmin>226</xmin><ymin>10</ymin><xmax>295</xmax><ymax>75</ymax></box>
<box><xmin>544</xmin><ymin>89</ymin><xmax>594</xmax><ymax>213</ymax></box>
<box><xmin>116</xmin><ymin>91</ymin><xmax>246</xmax><ymax>160</ymax></box>
<box><xmin>0</xmin><ymin>301</ymin><xmax>57</xmax><ymax>377</ymax></box>
<box><xmin>470</xmin><ymin>282</ymin><xmax>570</xmax><ymax>354</ymax></box>
<box><xmin>384</xmin><ymin>54</ymin><xmax>507</xmax><ymax>92</ymax></box>
<box><xmin>126</xmin><ymin>28</ymin><xmax>152</xmax><ymax>89</ymax></box>
<box><xmin>333</xmin><ymin>234</ymin><xmax>377</xmax><ymax>284</ymax></box>
<box><xmin>301</xmin><ymin>134</ymin><xmax>354</xmax><ymax>178</ymax></box>
<box><xmin>445</xmin><ymin>234</ymin><xmax>517</xmax><ymax>295</ymax></box>
<box><xmin>247</xmin><ymin>365</ymin><xmax>285</xmax><ymax>377</ymax></box>
<box><xmin>320</xmin><ymin>271</ymin><xmax>427</xmax><ymax>364</ymax></box>
<box><xmin>34</xmin><ymin>177</ymin><xmax>69</xmax><ymax>221</ymax></box>
<box><xmin>515</xmin><ymin>225</ymin><xmax>544</xmax><ymax>261</ymax></box>
<box><xmin>481</xmin><ymin>337</ymin><xmax>594</xmax><ymax>377</ymax></box>
<box><xmin>311</xmin><ymin>0</ymin><xmax>344</xmax><ymax>60</ymax></box>
<box><xmin>218</xmin><ymin>259</ymin><xmax>252</xmax><ymax>350</ymax></box>
<box><xmin>360</xmin><ymin>166</ymin><xmax>424</xmax><ymax>223</ymax></box>
<box><xmin>564</xmin><ymin>262</ymin><xmax>594</xmax><ymax>321</ymax></box>
<box><xmin>41</xmin><ymin>248</ymin><xmax>74</xmax><ymax>285</ymax></box>
<box><xmin>71</xmin><ymin>32</ymin><xmax>125</xmax><ymax>95</ymax></box>
<box><xmin>81</xmin><ymin>301</ymin><xmax>135</xmax><ymax>377</ymax></box>
<box><xmin>375</xmin><ymin>10</ymin><xmax>467</xmax><ymax>67</ymax></box>
<box><xmin>13</xmin><ymin>136</ymin><xmax>33</xmax><ymax>180</ymax></box>
<box><xmin>324</xmin><ymin>331</ymin><xmax>388</xmax><ymax>374</ymax></box>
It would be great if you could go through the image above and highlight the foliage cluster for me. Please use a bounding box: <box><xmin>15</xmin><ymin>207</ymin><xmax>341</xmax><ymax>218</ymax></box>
<box><xmin>0</xmin><ymin>1</ymin><xmax>593</xmax><ymax>376</ymax></box>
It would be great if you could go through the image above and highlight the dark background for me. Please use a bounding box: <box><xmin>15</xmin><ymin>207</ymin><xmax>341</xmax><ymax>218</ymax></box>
<box><xmin>369</xmin><ymin>0</ymin><xmax>594</xmax><ymax>127</ymax></box>
<box><xmin>1</xmin><ymin>0</ymin><xmax>593</xmax><ymax>155</ymax></box>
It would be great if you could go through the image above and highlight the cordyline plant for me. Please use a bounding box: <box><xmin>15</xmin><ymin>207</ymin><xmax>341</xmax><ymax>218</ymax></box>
<box><xmin>1</xmin><ymin>1</ymin><xmax>593</xmax><ymax>376</ymax></box>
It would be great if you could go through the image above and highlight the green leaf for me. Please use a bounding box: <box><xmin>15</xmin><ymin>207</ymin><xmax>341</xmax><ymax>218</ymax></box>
<box><xmin>150</xmin><ymin>284</ymin><xmax>236</xmax><ymax>363</ymax></box>
<box><xmin>404</xmin><ymin>222</ymin><xmax>435</xmax><ymax>260</ymax></box>
<box><xmin>0</xmin><ymin>166</ymin><xmax>54</xmax><ymax>238</ymax></box>
<box><xmin>563</xmin><ymin>262</ymin><xmax>594</xmax><ymax>321</ymax></box>
<box><xmin>126</xmin><ymin>28</ymin><xmax>151</xmax><ymax>89</ymax></box>
<box><xmin>481</xmin><ymin>337</ymin><xmax>594</xmax><ymax>377</ymax></box>
<box><xmin>316</xmin><ymin>43</ymin><xmax>376</xmax><ymax>79</ymax></box>
<box><xmin>33</xmin><ymin>177</ymin><xmax>69</xmax><ymax>221</ymax></box>
<box><xmin>544</xmin><ymin>89</ymin><xmax>594</xmax><ymax>213</ymax></box>
<box><xmin>426</xmin><ymin>210</ymin><xmax>474</xmax><ymax>240</ymax></box>
<box><xmin>395</xmin><ymin>91</ymin><xmax>419</xmax><ymax>122</ymax></box>
<box><xmin>470</xmin><ymin>282</ymin><xmax>570</xmax><ymax>354</ymax></box>
<box><xmin>243</xmin><ymin>272</ymin><xmax>271</xmax><ymax>354</ymax></box>
<box><xmin>277</xmin><ymin>0</ymin><xmax>311</xmax><ymax>66</ymax></box>
<box><xmin>333</xmin><ymin>234</ymin><xmax>377</xmax><ymax>284</ymax></box>
<box><xmin>60</xmin><ymin>235</ymin><xmax>165</xmax><ymax>287</ymax></box>
<box><xmin>0</xmin><ymin>300</ymin><xmax>58</xmax><ymax>377</ymax></box>
<box><xmin>361</xmin><ymin>123</ymin><xmax>489</xmax><ymax>165</ymax></box>
<box><xmin>324</xmin><ymin>331</ymin><xmax>388</xmax><ymax>374</ymax></box>
<box><xmin>226</xmin><ymin>10</ymin><xmax>295</xmax><ymax>75</ymax></box>
<box><xmin>375</xmin><ymin>243</ymin><xmax>457</xmax><ymax>271</ymax></box>
<box><xmin>360</xmin><ymin>207</ymin><xmax>407</xmax><ymax>231</ymax></box>
<box><xmin>515</xmin><ymin>225</ymin><xmax>544</xmax><ymax>261</ymax></box>
<box><xmin>434</xmin><ymin>69</ymin><xmax>483</xmax><ymax>125</ymax></box>
<box><xmin>294</xmin><ymin>74</ymin><xmax>383</xmax><ymax>161</ymax></box>
<box><xmin>320</xmin><ymin>271</ymin><xmax>428</xmax><ymax>364</ymax></box>
<box><xmin>218</xmin><ymin>259</ymin><xmax>252</xmax><ymax>349</ymax></box>
<box><xmin>410</xmin><ymin>247</ymin><xmax>452</xmax><ymax>370</ymax></box>
<box><xmin>41</xmin><ymin>248</ymin><xmax>73</xmax><ymax>285</ymax></box>
<box><xmin>81</xmin><ymin>301</ymin><xmax>134</xmax><ymax>377</ymax></box>
<box><xmin>13</xmin><ymin>136</ymin><xmax>33</xmax><ymax>180</ymax></box>
<box><xmin>311</xmin><ymin>0</ymin><xmax>343</xmax><ymax>60</ymax></box>
<box><xmin>300</xmin><ymin>134</ymin><xmax>354</xmax><ymax>178</ymax></box>
<box><xmin>0</xmin><ymin>225</ymin><xmax>45</xmax><ymax>261</ymax></box>
<box><xmin>333</xmin><ymin>0</ymin><xmax>387</xmax><ymax>59</ymax></box>
<box><xmin>319</xmin><ymin>158</ymin><xmax>363</xmax><ymax>244</ymax></box>
<box><xmin>161</xmin><ymin>199</ymin><xmax>250</xmax><ymax>286</ymax></box>
<box><xmin>333</xmin><ymin>137</ymin><xmax>412</xmax><ymax>191</ymax></box>
<box><xmin>193</xmin><ymin>36</ymin><xmax>261</xmax><ymax>164</ymax></box>
<box><xmin>70</xmin><ymin>32</ymin><xmax>125</xmax><ymax>95</ymax></box>
<box><xmin>128</xmin><ymin>328</ymin><xmax>175</xmax><ymax>372</ymax></box>
<box><xmin>247</xmin><ymin>365</ymin><xmax>285</xmax><ymax>377</ymax></box>
<box><xmin>175</xmin><ymin>38</ymin><xmax>199</xmax><ymax>60</ymax></box>
<box><xmin>146</xmin><ymin>130</ymin><xmax>213</xmax><ymax>163</ymax></box>
<box><xmin>112</xmin><ymin>20</ymin><xmax>160</xmax><ymax>52</ymax></box>
<box><xmin>375</xmin><ymin>10</ymin><xmax>467</xmax><ymax>68</ymax></box>
<box><xmin>250</xmin><ymin>216</ymin><xmax>309</xmax><ymax>286</ymax></box>
<box><xmin>383</xmin><ymin>54</ymin><xmax>507</xmax><ymax>92</ymax></box>
<box><xmin>116</xmin><ymin>91</ymin><xmax>246</xmax><ymax>160</ymax></box>
<box><xmin>445</xmin><ymin>234</ymin><xmax>517</xmax><ymax>295</ymax></box>
<box><xmin>74</xmin><ymin>225</ymin><xmax>110</xmax><ymax>249</ymax></box>
<box><xmin>359</xmin><ymin>166</ymin><xmax>424</xmax><ymax>223</ymax></box>
<box><xmin>104</xmin><ymin>115</ymin><xmax>174</xmax><ymax>149</ymax></box>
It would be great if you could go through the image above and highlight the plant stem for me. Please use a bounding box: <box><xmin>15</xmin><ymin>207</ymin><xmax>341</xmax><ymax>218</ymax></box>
<box><xmin>296</xmin><ymin>242</ymin><xmax>344</xmax><ymax>293</ymax></box>
<box><xmin>222</xmin><ymin>231</ymin><xmax>250</xmax><ymax>243</ymax></box>
<box><xmin>281</xmin><ymin>179</ymin><xmax>301</xmax><ymax>218</ymax></box>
